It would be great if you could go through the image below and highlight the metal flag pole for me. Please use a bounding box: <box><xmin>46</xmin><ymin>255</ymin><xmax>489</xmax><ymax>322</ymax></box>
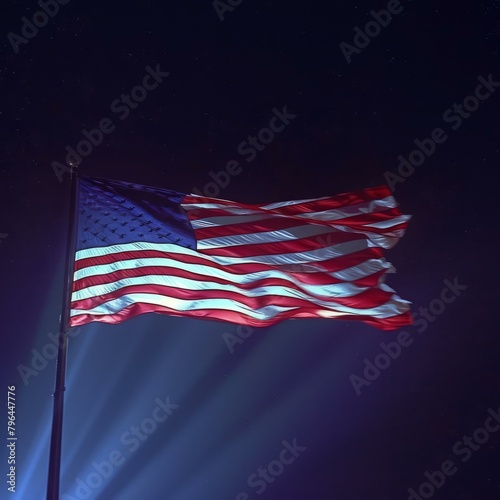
<box><xmin>46</xmin><ymin>166</ymin><xmax>80</xmax><ymax>500</ymax></box>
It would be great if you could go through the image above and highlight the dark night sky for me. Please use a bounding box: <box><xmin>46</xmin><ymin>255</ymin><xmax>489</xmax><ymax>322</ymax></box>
<box><xmin>1</xmin><ymin>1</ymin><xmax>500</xmax><ymax>499</ymax></box>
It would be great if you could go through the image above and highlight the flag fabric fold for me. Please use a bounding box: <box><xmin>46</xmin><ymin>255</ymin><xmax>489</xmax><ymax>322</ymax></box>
<box><xmin>69</xmin><ymin>176</ymin><xmax>412</xmax><ymax>330</ymax></box>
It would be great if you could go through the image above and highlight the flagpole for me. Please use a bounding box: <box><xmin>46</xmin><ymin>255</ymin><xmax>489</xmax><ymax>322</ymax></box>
<box><xmin>47</xmin><ymin>166</ymin><xmax>80</xmax><ymax>500</ymax></box>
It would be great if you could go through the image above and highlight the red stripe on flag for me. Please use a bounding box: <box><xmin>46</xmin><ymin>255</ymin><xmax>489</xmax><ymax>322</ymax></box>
<box><xmin>70</xmin><ymin>300</ymin><xmax>412</xmax><ymax>330</ymax></box>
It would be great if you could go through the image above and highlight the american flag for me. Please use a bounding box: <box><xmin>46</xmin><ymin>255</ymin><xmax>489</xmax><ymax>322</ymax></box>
<box><xmin>69</xmin><ymin>176</ymin><xmax>412</xmax><ymax>330</ymax></box>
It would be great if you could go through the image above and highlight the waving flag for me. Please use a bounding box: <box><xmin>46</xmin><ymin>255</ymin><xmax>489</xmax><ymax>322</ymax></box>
<box><xmin>69</xmin><ymin>176</ymin><xmax>412</xmax><ymax>330</ymax></box>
